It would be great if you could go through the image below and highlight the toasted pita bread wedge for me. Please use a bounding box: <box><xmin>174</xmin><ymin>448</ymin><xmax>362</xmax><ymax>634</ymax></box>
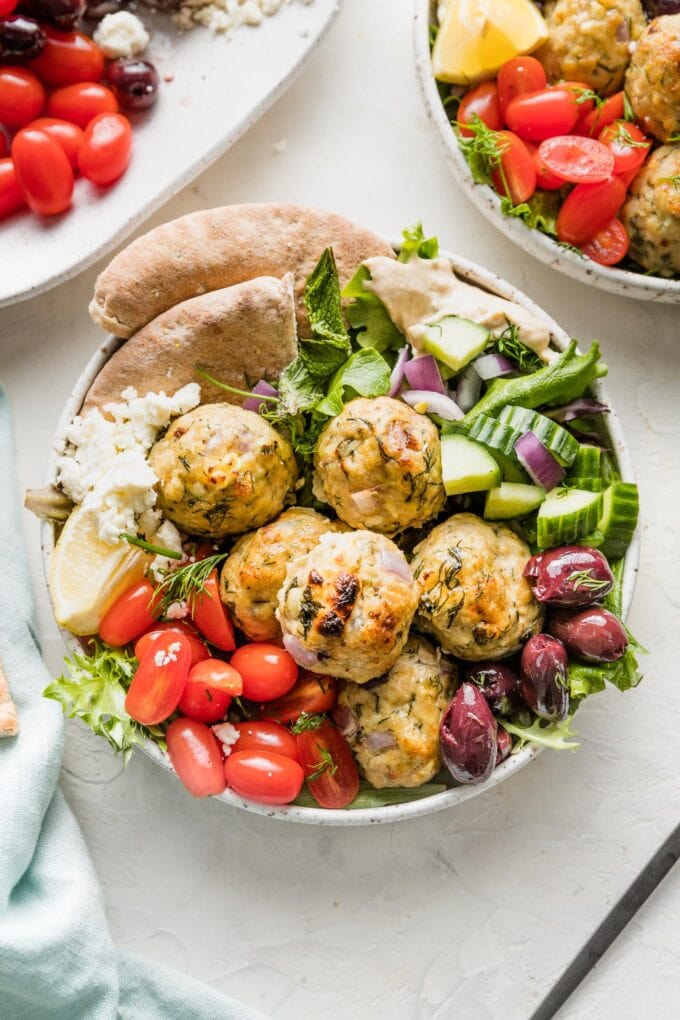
<box><xmin>89</xmin><ymin>203</ymin><xmax>394</xmax><ymax>339</ymax></box>
<box><xmin>0</xmin><ymin>660</ymin><xmax>19</xmax><ymax>737</ymax></box>
<box><xmin>82</xmin><ymin>274</ymin><xmax>297</xmax><ymax>413</ymax></box>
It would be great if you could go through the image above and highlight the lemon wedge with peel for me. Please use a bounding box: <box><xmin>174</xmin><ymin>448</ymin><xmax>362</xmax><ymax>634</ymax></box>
<box><xmin>49</xmin><ymin>504</ymin><xmax>152</xmax><ymax>636</ymax></box>
<box><xmin>433</xmin><ymin>0</ymin><xmax>549</xmax><ymax>85</ymax></box>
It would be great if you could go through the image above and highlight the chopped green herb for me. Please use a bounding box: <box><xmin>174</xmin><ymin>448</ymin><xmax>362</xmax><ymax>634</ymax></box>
<box><xmin>195</xmin><ymin>367</ymin><xmax>279</xmax><ymax>404</ymax></box>
<box><xmin>493</xmin><ymin>324</ymin><xmax>543</xmax><ymax>373</ymax></box>
<box><xmin>456</xmin><ymin>115</ymin><xmax>509</xmax><ymax>188</ymax></box>
<box><xmin>155</xmin><ymin>552</ymin><xmax>228</xmax><ymax>612</ymax></box>
<box><xmin>291</xmin><ymin>712</ymin><xmax>326</xmax><ymax>734</ymax></box>
<box><xmin>120</xmin><ymin>533</ymin><xmax>183</xmax><ymax>559</ymax></box>
<box><xmin>307</xmin><ymin>745</ymin><xmax>337</xmax><ymax>782</ymax></box>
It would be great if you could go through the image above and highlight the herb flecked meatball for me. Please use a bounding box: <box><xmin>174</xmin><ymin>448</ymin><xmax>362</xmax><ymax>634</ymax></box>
<box><xmin>622</xmin><ymin>145</ymin><xmax>680</xmax><ymax>276</ymax></box>
<box><xmin>148</xmin><ymin>403</ymin><xmax>297</xmax><ymax>538</ymax></box>
<box><xmin>625</xmin><ymin>14</ymin><xmax>680</xmax><ymax>142</ymax></box>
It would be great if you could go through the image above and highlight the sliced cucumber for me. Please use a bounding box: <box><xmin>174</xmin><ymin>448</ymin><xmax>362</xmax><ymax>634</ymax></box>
<box><xmin>498</xmin><ymin>406</ymin><xmax>580</xmax><ymax>466</ymax></box>
<box><xmin>465</xmin><ymin>414</ymin><xmax>527</xmax><ymax>482</ymax></box>
<box><xmin>484</xmin><ymin>483</ymin><xmax>545</xmax><ymax>520</ymax></box>
<box><xmin>421</xmin><ymin>315</ymin><xmax>490</xmax><ymax>372</ymax></box>
<box><xmin>596</xmin><ymin>482</ymin><xmax>639</xmax><ymax>559</ymax></box>
<box><xmin>440</xmin><ymin>433</ymin><xmax>501</xmax><ymax>496</ymax></box>
<box><xmin>537</xmin><ymin>487</ymin><xmax>603</xmax><ymax>548</ymax></box>
<box><xmin>569</xmin><ymin>444</ymin><xmax>602</xmax><ymax>479</ymax></box>
<box><xmin>564</xmin><ymin>477</ymin><xmax>607</xmax><ymax>492</ymax></box>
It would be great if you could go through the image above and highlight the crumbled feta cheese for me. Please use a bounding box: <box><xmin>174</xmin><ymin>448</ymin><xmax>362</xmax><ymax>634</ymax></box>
<box><xmin>173</xmin><ymin>0</ymin><xmax>314</xmax><ymax>38</ymax></box>
<box><xmin>150</xmin><ymin>519</ymin><xmax>185</xmax><ymax>582</ymax></box>
<box><xmin>165</xmin><ymin>601</ymin><xmax>189</xmax><ymax>620</ymax></box>
<box><xmin>212</xmin><ymin>722</ymin><xmax>240</xmax><ymax>756</ymax></box>
<box><xmin>94</xmin><ymin>11</ymin><xmax>150</xmax><ymax>58</ymax></box>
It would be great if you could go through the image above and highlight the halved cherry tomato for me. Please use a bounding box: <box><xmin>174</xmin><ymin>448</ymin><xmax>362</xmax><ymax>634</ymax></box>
<box><xmin>556</xmin><ymin>175</ymin><xmax>627</xmax><ymax>246</ymax></box>
<box><xmin>224</xmin><ymin>749</ymin><xmax>304</xmax><ymax>805</ymax></box>
<box><xmin>598</xmin><ymin>120</ymin><xmax>650</xmax><ymax>175</ymax></box>
<box><xmin>490</xmin><ymin>130</ymin><xmax>536</xmax><ymax>204</ymax></box>
<box><xmin>0</xmin><ymin>0</ymin><xmax>18</xmax><ymax>14</ymax></box>
<box><xmin>526</xmin><ymin>141</ymin><xmax>564</xmax><ymax>190</ymax></box>
<box><xmin>537</xmin><ymin>135</ymin><xmax>615</xmax><ymax>184</ymax></box>
<box><xmin>27</xmin><ymin>117</ymin><xmax>82</xmax><ymax>170</ymax></box>
<box><xmin>497</xmin><ymin>56</ymin><xmax>547</xmax><ymax>119</ymax></box>
<box><xmin>47</xmin><ymin>82</ymin><xmax>118</xmax><ymax>129</ymax></box>
<box><xmin>134</xmin><ymin>620</ymin><xmax>209</xmax><ymax>667</ymax></box>
<box><xmin>230</xmin><ymin>643</ymin><xmax>298</xmax><ymax>702</ymax></box>
<box><xmin>177</xmin><ymin>659</ymin><xmax>243</xmax><ymax>724</ymax></box>
<box><xmin>259</xmin><ymin>671</ymin><xmax>338</xmax><ymax>723</ymax></box>
<box><xmin>0</xmin><ymin>68</ymin><xmax>45</xmax><ymax>129</ymax></box>
<box><xmin>582</xmin><ymin>218</ymin><xmax>630</xmax><ymax>266</ymax></box>
<box><xmin>125</xmin><ymin>631</ymin><xmax>191</xmax><ymax>726</ymax></box>
<box><xmin>190</xmin><ymin>571</ymin><xmax>236</xmax><ymax>651</ymax></box>
<box><xmin>505</xmin><ymin>88</ymin><xmax>579</xmax><ymax>142</ymax></box>
<box><xmin>28</xmin><ymin>28</ymin><xmax>104</xmax><ymax>87</ymax></box>
<box><xmin>99</xmin><ymin>578</ymin><xmax>160</xmax><ymax>647</ymax></box>
<box><xmin>0</xmin><ymin>158</ymin><xmax>25</xmax><ymax>218</ymax></box>
<box><xmin>11</xmin><ymin>128</ymin><xmax>72</xmax><ymax>215</ymax></box>
<box><xmin>231</xmin><ymin>721</ymin><xmax>300</xmax><ymax>762</ymax></box>
<box><xmin>457</xmin><ymin>81</ymin><xmax>502</xmax><ymax>137</ymax></box>
<box><xmin>577</xmin><ymin>91</ymin><xmax>624</xmax><ymax>138</ymax></box>
<box><xmin>167</xmin><ymin>717</ymin><xmax>226</xmax><ymax>797</ymax></box>
<box><xmin>78</xmin><ymin>112</ymin><xmax>131</xmax><ymax>186</ymax></box>
<box><xmin>295</xmin><ymin>718</ymin><xmax>360</xmax><ymax>810</ymax></box>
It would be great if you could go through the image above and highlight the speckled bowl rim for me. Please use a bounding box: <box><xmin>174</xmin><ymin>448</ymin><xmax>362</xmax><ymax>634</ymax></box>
<box><xmin>41</xmin><ymin>238</ymin><xmax>639</xmax><ymax>826</ymax></box>
<box><xmin>414</xmin><ymin>0</ymin><xmax>680</xmax><ymax>305</ymax></box>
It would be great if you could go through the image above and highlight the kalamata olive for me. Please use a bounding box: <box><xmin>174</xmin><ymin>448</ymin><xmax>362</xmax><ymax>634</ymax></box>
<box><xmin>520</xmin><ymin>634</ymin><xmax>569</xmax><ymax>722</ymax></box>
<box><xmin>0</xmin><ymin>14</ymin><xmax>46</xmax><ymax>58</ymax></box>
<box><xmin>548</xmin><ymin>607</ymin><xmax>628</xmax><ymax>663</ymax></box>
<box><xmin>440</xmin><ymin>682</ymin><xmax>497</xmax><ymax>785</ymax></box>
<box><xmin>465</xmin><ymin>661</ymin><xmax>519</xmax><ymax>716</ymax></box>
<box><xmin>644</xmin><ymin>1</ymin><xmax>680</xmax><ymax>15</ymax></box>
<box><xmin>524</xmin><ymin>545</ymin><xmax>614</xmax><ymax>608</ymax></box>
<box><xmin>83</xmin><ymin>0</ymin><xmax>124</xmax><ymax>19</ymax></box>
<box><xmin>138</xmin><ymin>0</ymin><xmax>181</xmax><ymax>10</ymax></box>
<box><xmin>106</xmin><ymin>58</ymin><xmax>158</xmax><ymax>111</ymax></box>
<box><xmin>24</xmin><ymin>0</ymin><xmax>85</xmax><ymax>30</ymax></box>
<box><xmin>496</xmin><ymin>728</ymin><xmax>512</xmax><ymax>765</ymax></box>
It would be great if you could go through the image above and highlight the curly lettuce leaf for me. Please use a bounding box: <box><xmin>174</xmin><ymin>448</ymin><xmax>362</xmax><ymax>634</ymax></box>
<box><xmin>398</xmin><ymin>221</ymin><xmax>439</xmax><ymax>263</ymax></box>
<box><xmin>316</xmin><ymin>348</ymin><xmax>391</xmax><ymax>417</ymax></box>
<box><xmin>500</xmin><ymin>191</ymin><xmax>562</xmax><ymax>237</ymax></box>
<box><xmin>501</xmin><ymin>714</ymin><xmax>580</xmax><ymax>752</ymax></box>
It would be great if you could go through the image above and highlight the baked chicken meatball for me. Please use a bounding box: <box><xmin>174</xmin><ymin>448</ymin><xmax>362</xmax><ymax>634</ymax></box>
<box><xmin>220</xmin><ymin>508</ymin><xmax>346</xmax><ymax>641</ymax></box>
<box><xmin>148</xmin><ymin>403</ymin><xmax>297</xmax><ymax>538</ymax></box>
<box><xmin>537</xmin><ymin>0</ymin><xmax>645</xmax><ymax>95</ymax></box>
<box><xmin>277</xmin><ymin>530</ymin><xmax>418</xmax><ymax>684</ymax></box>
<box><xmin>625</xmin><ymin>15</ymin><xmax>680</xmax><ymax>142</ymax></box>
<box><xmin>622</xmin><ymin>145</ymin><xmax>680</xmax><ymax>277</ymax></box>
<box><xmin>336</xmin><ymin>636</ymin><xmax>456</xmax><ymax>788</ymax></box>
<box><xmin>410</xmin><ymin>513</ymin><xmax>543</xmax><ymax>661</ymax></box>
<box><xmin>313</xmin><ymin>396</ymin><xmax>446</xmax><ymax>536</ymax></box>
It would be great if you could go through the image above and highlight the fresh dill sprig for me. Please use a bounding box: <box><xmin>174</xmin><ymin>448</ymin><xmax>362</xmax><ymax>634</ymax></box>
<box><xmin>568</xmin><ymin>568</ymin><xmax>611</xmax><ymax>593</ymax></box>
<box><xmin>612</xmin><ymin>123</ymin><xmax>648</xmax><ymax>149</ymax></box>
<box><xmin>455</xmin><ymin>115</ymin><xmax>509</xmax><ymax>189</ymax></box>
<box><xmin>307</xmin><ymin>746</ymin><xmax>337</xmax><ymax>782</ymax></box>
<box><xmin>568</xmin><ymin>85</ymin><xmax>604</xmax><ymax>111</ymax></box>
<box><xmin>155</xmin><ymin>552</ymin><xmax>228</xmax><ymax>612</ymax></box>
<box><xmin>291</xmin><ymin>712</ymin><xmax>326</xmax><ymax>734</ymax></box>
<box><xmin>120</xmin><ymin>533</ymin><xmax>183</xmax><ymax>559</ymax></box>
<box><xmin>557</xmin><ymin>240</ymin><xmax>586</xmax><ymax>258</ymax></box>
<box><xmin>493</xmin><ymin>324</ymin><xmax>542</xmax><ymax>374</ymax></box>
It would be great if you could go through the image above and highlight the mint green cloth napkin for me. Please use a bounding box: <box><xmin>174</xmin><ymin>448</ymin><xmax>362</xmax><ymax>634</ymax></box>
<box><xmin>0</xmin><ymin>390</ymin><xmax>268</xmax><ymax>1020</ymax></box>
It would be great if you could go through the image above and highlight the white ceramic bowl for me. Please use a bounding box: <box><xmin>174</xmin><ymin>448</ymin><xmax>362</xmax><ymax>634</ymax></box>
<box><xmin>41</xmin><ymin>242</ymin><xmax>639</xmax><ymax>825</ymax></box>
<box><xmin>414</xmin><ymin>0</ymin><xmax>680</xmax><ymax>305</ymax></box>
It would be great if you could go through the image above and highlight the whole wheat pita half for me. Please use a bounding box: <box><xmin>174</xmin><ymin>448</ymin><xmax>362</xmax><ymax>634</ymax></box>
<box><xmin>0</xmin><ymin>660</ymin><xmax>19</xmax><ymax>737</ymax></box>
<box><xmin>89</xmin><ymin>203</ymin><xmax>395</xmax><ymax>339</ymax></box>
<box><xmin>82</xmin><ymin>274</ymin><xmax>298</xmax><ymax>414</ymax></box>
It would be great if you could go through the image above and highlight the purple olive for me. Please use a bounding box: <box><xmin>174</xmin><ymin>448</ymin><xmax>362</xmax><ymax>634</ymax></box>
<box><xmin>496</xmin><ymin>728</ymin><xmax>512</xmax><ymax>766</ymax></box>
<box><xmin>440</xmin><ymin>682</ymin><xmax>498</xmax><ymax>785</ymax></box>
<box><xmin>24</xmin><ymin>0</ymin><xmax>85</xmax><ymax>29</ymax></box>
<box><xmin>0</xmin><ymin>15</ymin><xmax>46</xmax><ymax>59</ymax></box>
<box><xmin>548</xmin><ymin>607</ymin><xmax>628</xmax><ymax>663</ymax></box>
<box><xmin>465</xmin><ymin>661</ymin><xmax>520</xmax><ymax>716</ymax></box>
<box><xmin>520</xmin><ymin>634</ymin><xmax>569</xmax><ymax>722</ymax></box>
<box><xmin>106</xmin><ymin>58</ymin><xmax>159</xmax><ymax>111</ymax></box>
<box><xmin>524</xmin><ymin>545</ymin><xmax>614</xmax><ymax>608</ymax></box>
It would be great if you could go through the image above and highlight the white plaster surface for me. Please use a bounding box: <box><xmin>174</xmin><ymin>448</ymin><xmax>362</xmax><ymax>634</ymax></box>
<box><xmin>1</xmin><ymin>1</ymin><xmax>679</xmax><ymax>1016</ymax></box>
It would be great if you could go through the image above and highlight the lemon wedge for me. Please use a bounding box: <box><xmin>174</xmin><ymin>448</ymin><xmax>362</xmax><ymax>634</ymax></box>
<box><xmin>432</xmin><ymin>0</ymin><xmax>549</xmax><ymax>85</ymax></box>
<box><xmin>49</xmin><ymin>504</ymin><xmax>152</xmax><ymax>636</ymax></box>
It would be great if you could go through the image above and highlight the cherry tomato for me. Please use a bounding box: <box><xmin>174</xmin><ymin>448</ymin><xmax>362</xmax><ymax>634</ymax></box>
<box><xmin>166</xmin><ymin>717</ymin><xmax>226</xmax><ymax>797</ymax></box>
<box><xmin>457</xmin><ymin>81</ymin><xmax>502</xmax><ymax>137</ymax></box>
<box><xmin>259</xmin><ymin>672</ymin><xmax>338</xmax><ymax>723</ymax></box>
<box><xmin>490</xmin><ymin>130</ymin><xmax>536</xmax><ymax>204</ymax></box>
<box><xmin>46</xmin><ymin>82</ymin><xmax>118</xmax><ymax>129</ymax></box>
<box><xmin>526</xmin><ymin>141</ymin><xmax>564</xmax><ymax>190</ymax></box>
<box><xmin>0</xmin><ymin>158</ymin><xmax>25</xmax><ymax>218</ymax></box>
<box><xmin>177</xmin><ymin>658</ymin><xmax>243</xmax><ymax>723</ymax></box>
<box><xmin>28</xmin><ymin>27</ymin><xmax>104</xmax><ymax>86</ymax></box>
<box><xmin>134</xmin><ymin>620</ymin><xmax>209</xmax><ymax>667</ymax></box>
<box><xmin>230</xmin><ymin>643</ymin><xmax>298</xmax><ymax>702</ymax></box>
<box><xmin>536</xmin><ymin>135</ymin><xmax>615</xmax><ymax>184</ymax></box>
<box><xmin>598</xmin><ymin>120</ymin><xmax>651</xmax><ymax>175</ymax></box>
<box><xmin>0</xmin><ymin>0</ymin><xmax>18</xmax><ymax>14</ymax></box>
<box><xmin>231</xmin><ymin>721</ymin><xmax>300</xmax><ymax>762</ymax></box>
<box><xmin>0</xmin><ymin>67</ymin><xmax>45</xmax><ymax>128</ymax></box>
<box><xmin>11</xmin><ymin>127</ymin><xmax>72</xmax><ymax>215</ymax></box>
<box><xmin>505</xmin><ymin>88</ymin><xmax>579</xmax><ymax>142</ymax></box>
<box><xmin>190</xmin><ymin>571</ymin><xmax>236</xmax><ymax>651</ymax></box>
<box><xmin>0</xmin><ymin>132</ymin><xmax>8</xmax><ymax>159</ymax></box>
<box><xmin>27</xmin><ymin>116</ymin><xmax>82</xmax><ymax>169</ymax></box>
<box><xmin>558</xmin><ymin>81</ymin><xmax>596</xmax><ymax>119</ymax></box>
<box><xmin>125</xmin><ymin>631</ymin><xmax>191</xmax><ymax>726</ymax></box>
<box><xmin>617</xmin><ymin>166</ymin><xmax>640</xmax><ymax>190</ymax></box>
<box><xmin>296</xmin><ymin>718</ymin><xmax>360</xmax><ymax>810</ymax></box>
<box><xmin>582</xmin><ymin>218</ymin><xmax>630</xmax><ymax>266</ymax></box>
<box><xmin>224</xmin><ymin>750</ymin><xmax>303</xmax><ymax>805</ymax></box>
<box><xmin>77</xmin><ymin>112</ymin><xmax>131</xmax><ymax>186</ymax></box>
<box><xmin>497</xmin><ymin>55</ymin><xmax>547</xmax><ymax>119</ymax></box>
<box><xmin>98</xmin><ymin>578</ymin><xmax>160</xmax><ymax>646</ymax></box>
<box><xmin>556</xmin><ymin>175</ymin><xmax>627</xmax><ymax>245</ymax></box>
<box><xmin>578</xmin><ymin>91</ymin><xmax>624</xmax><ymax>138</ymax></box>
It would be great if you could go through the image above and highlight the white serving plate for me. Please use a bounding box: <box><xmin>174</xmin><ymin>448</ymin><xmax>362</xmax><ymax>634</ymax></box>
<box><xmin>414</xmin><ymin>0</ymin><xmax>680</xmax><ymax>305</ymax></box>
<box><xmin>0</xmin><ymin>0</ymin><xmax>341</xmax><ymax>309</ymax></box>
<box><xmin>41</xmin><ymin>241</ymin><xmax>639</xmax><ymax>825</ymax></box>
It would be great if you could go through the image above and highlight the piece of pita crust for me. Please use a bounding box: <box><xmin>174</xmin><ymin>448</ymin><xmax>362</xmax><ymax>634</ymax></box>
<box><xmin>0</xmin><ymin>660</ymin><xmax>19</xmax><ymax>738</ymax></box>
<box><xmin>82</xmin><ymin>274</ymin><xmax>298</xmax><ymax>413</ymax></box>
<box><xmin>89</xmin><ymin>203</ymin><xmax>395</xmax><ymax>339</ymax></box>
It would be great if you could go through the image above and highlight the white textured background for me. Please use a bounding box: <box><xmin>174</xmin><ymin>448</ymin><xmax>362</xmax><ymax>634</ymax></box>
<box><xmin>2</xmin><ymin>2</ymin><xmax>680</xmax><ymax>1017</ymax></box>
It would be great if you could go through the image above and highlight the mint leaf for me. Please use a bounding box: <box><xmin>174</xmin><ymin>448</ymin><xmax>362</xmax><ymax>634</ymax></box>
<box><xmin>398</xmin><ymin>221</ymin><xmax>439</xmax><ymax>262</ymax></box>
<box><xmin>303</xmin><ymin>247</ymin><xmax>349</xmax><ymax>347</ymax></box>
<box><xmin>316</xmin><ymin>348</ymin><xmax>391</xmax><ymax>417</ymax></box>
<box><xmin>500</xmin><ymin>714</ymin><xmax>580</xmax><ymax>752</ymax></box>
<box><xmin>343</xmin><ymin>265</ymin><xmax>403</xmax><ymax>353</ymax></box>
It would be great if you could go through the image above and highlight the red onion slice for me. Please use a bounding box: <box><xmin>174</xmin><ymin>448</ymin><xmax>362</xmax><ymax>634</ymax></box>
<box><xmin>544</xmin><ymin>398</ymin><xmax>609</xmax><ymax>424</ymax></box>
<box><xmin>378</xmin><ymin>549</ymin><xmax>412</xmax><ymax>582</ymax></box>
<box><xmin>332</xmin><ymin>704</ymin><xmax>359</xmax><ymax>741</ymax></box>
<box><xmin>401</xmin><ymin>390</ymin><xmax>464</xmax><ymax>421</ymax></box>
<box><xmin>282</xmin><ymin>634</ymin><xmax>319</xmax><ymax>669</ymax></box>
<box><xmin>455</xmin><ymin>364</ymin><xmax>482</xmax><ymax>413</ymax></box>
<box><xmin>389</xmin><ymin>346</ymin><xmax>410</xmax><ymax>397</ymax></box>
<box><xmin>244</xmin><ymin>379</ymin><xmax>279</xmax><ymax>413</ymax></box>
<box><xmin>473</xmin><ymin>353</ymin><xmax>515</xmax><ymax>380</ymax></box>
<box><xmin>363</xmin><ymin>731</ymin><xmax>397</xmax><ymax>751</ymax></box>
<box><xmin>403</xmin><ymin>354</ymin><xmax>446</xmax><ymax>395</ymax></box>
<box><xmin>514</xmin><ymin>431</ymin><xmax>565</xmax><ymax>491</ymax></box>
